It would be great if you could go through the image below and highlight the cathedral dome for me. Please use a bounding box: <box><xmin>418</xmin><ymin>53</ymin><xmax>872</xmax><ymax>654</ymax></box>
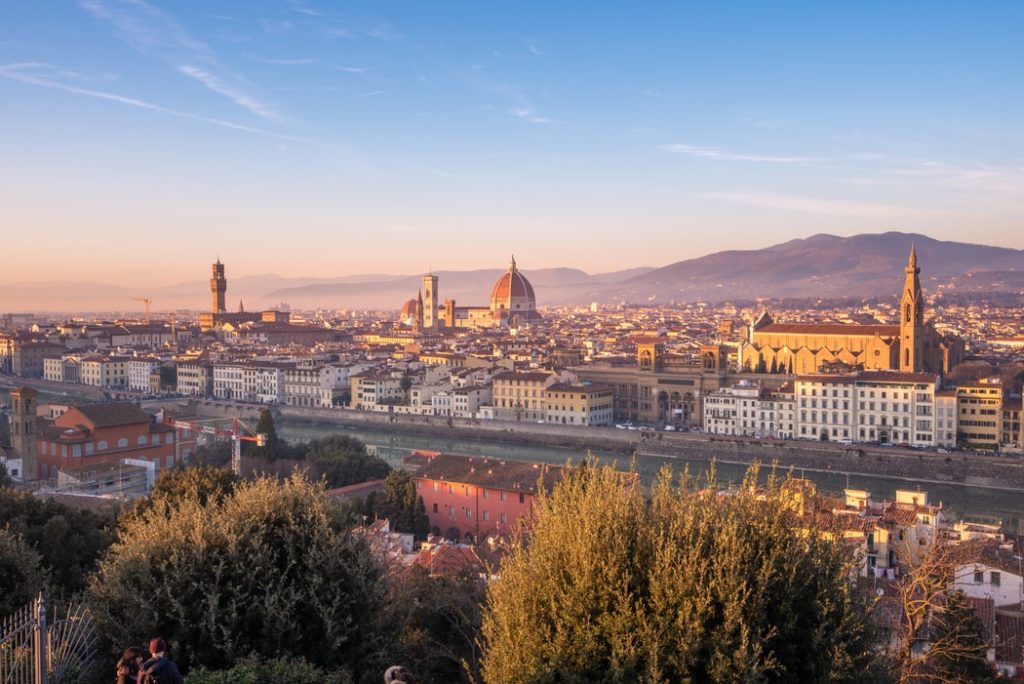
<box><xmin>489</xmin><ymin>256</ymin><xmax>539</xmax><ymax>319</ymax></box>
<box><xmin>400</xmin><ymin>298</ymin><xmax>419</xmax><ymax>319</ymax></box>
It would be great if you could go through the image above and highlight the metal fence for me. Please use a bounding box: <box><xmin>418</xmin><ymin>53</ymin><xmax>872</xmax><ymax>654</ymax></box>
<box><xmin>0</xmin><ymin>595</ymin><xmax>97</xmax><ymax>684</ymax></box>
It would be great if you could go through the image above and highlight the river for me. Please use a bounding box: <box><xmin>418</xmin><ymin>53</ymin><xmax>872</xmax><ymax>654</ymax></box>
<box><xmin>278</xmin><ymin>418</ymin><xmax>1024</xmax><ymax>534</ymax></box>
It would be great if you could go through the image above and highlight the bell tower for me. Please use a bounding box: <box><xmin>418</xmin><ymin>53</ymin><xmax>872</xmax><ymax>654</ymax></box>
<box><xmin>422</xmin><ymin>273</ymin><xmax>438</xmax><ymax>330</ymax></box>
<box><xmin>10</xmin><ymin>386</ymin><xmax>38</xmax><ymax>481</ymax></box>
<box><xmin>899</xmin><ymin>244</ymin><xmax>924</xmax><ymax>372</ymax></box>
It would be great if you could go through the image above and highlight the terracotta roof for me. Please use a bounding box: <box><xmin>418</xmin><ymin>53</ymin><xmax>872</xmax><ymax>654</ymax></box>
<box><xmin>996</xmin><ymin>612</ymin><xmax>1024</xmax><ymax>664</ymax></box>
<box><xmin>880</xmin><ymin>503</ymin><xmax>919</xmax><ymax>527</ymax></box>
<box><xmin>415</xmin><ymin>453</ymin><xmax>564</xmax><ymax>494</ymax></box>
<box><xmin>58</xmin><ymin>402</ymin><xmax>151</xmax><ymax>428</ymax></box>
<box><xmin>758</xmin><ymin>323</ymin><xmax>899</xmax><ymax>337</ymax></box>
<box><xmin>413</xmin><ymin>543</ymin><xmax>486</xmax><ymax>578</ymax></box>
<box><xmin>493</xmin><ymin>370</ymin><xmax>555</xmax><ymax>383</ymax></box>
<box><xmin>546</xmin><ymin>382</ymin><xmax>612</xmax><ymax>394</ymax></box>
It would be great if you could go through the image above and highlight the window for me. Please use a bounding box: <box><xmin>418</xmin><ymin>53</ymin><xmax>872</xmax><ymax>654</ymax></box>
<box><xmin>519</xmin><ymin>493</ymin><xmax>525</xmax><ymax>504</ymax></box>
<box><xmin>500</xmin><ymin>512</ymin><xmax>508</xmax><ymax>524</ymax></box>
<box><xmin>483</xmin><ymin>510</ymin><xmax>489</xmax><ymax>522</ymax></box>
<box><xmin>974</xmin><ymin>571</ymin><xmax>984</xmax><ymax>583</ymax></box>
<box><xmin>98</xmin><ymin>440</ymin><xmax>108</xmax><ymax>450</ymax></box>
<box><xmin>117</xmin><ymin>438</ymin><xmax>128</xmax><ymax>448</ymax></box>
<box><xmin>432</xmin><ymin>503</ymin><xmax>438</xmax><ymax>514</ymax></box>
<box><xmin>991</xmin><ymin>571</ymin><xmax>1001</xmax><ymax>586</ymax></box>
<box><xmin>500</xmin><ymin>491</ymin><xmax>506</xmax><ymax>502</ymax></box>
<box><xmin>466</xmin><ymin>509</ymin><xmax>472</xmax><ymax>520</ymax></box>
<box><xmin>482</xmin><ymin>489</ymin><xmax>489</xmax><ymax>499</ymax></box>
<box><xmin>138</xmin><ymin>435</ymin><xmax>147</xmax><ymax>445</ymax></box>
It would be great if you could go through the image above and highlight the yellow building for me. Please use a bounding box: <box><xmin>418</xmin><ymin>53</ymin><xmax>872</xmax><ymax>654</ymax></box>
<box><xmin>491</xmin><ymin>370</ymin><xmax>558</xmax><ymax>421</ymax></box>
<box><xmin>543</xmin><ymin>382</ymin><xmax>614</xmax><ymax>426</ymax></box>
<box><xmin>956</xmin><ymin>379</ymin><xmax>1003</xmax><ymax>448</ymax></box>
<box><xmin>739</xmin><ymin>246</ymin><xmax>963</xmax><ymax>376</ymax></box>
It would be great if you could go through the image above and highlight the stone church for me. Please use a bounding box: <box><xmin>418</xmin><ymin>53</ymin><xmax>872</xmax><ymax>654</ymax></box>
<box><xmin>738</xmin><ymin>246</ymin><xmax>963</xmax><ymax>375</ymax></box>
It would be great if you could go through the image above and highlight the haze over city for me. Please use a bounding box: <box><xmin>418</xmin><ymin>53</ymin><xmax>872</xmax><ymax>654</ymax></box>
<box><xmin>2</xmin><ymin>1</ymin><xmax>1022</xmax><ymax>289</ymax></box>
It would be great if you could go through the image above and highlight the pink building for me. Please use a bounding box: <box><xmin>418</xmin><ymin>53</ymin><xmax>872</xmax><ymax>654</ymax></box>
<box><xmin>410</xmin><ymin>453</ymin><xmax>564</xmax><ymax>542</ymax></box>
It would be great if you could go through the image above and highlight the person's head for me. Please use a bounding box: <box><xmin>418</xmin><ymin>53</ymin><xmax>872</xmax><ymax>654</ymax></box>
<box><xmin>148</xmin><ymin>638</ymin><xmax>168</xmax><ymax>658</ymax></box>
<box><xmin>118</xmin><ymin>646</ymin><xmax>144</xmax><ymax>669</ymax></box>
<box><xmin>384</xmin><ymin>665</ymin><xmax>416</xmax><ymax>683</ymax></box>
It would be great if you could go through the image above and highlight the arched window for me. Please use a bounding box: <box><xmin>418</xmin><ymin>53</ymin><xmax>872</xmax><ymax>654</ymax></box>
<box><xmin>137</xmin><ymin>435</ymin><xmax>147</xmax><ymax>445</ymax></box>
<box><xmin>97</xmin><ymin>440</ymin><xmax>108</xmax><ymax>450</ymax></box>
<box><xmin>904</xmin><ymin>349</ymin><xmax>910</xmax><ymax>367</ymax></box>
<box><xmin>117</xmin><ymin>438</ymin><xmax>128</xmax><ymax>448</ymax></box>
<box><xmin>905</xmin><ymin>303</ymin><xmax>912</xmax><ymax>323</ymax></box>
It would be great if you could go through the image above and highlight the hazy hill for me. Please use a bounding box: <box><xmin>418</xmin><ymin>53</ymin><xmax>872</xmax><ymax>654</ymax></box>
<box><xmin>4</xmin><ymin>232</ymin><xmax>1021</xmax><ymax>311</ymax></box>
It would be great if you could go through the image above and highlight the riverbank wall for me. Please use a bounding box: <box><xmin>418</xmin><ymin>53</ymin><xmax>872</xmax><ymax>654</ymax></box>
<box><xmin>171</xmin><ymin>400</ymin><xmax>1024</xmax><ymax>491</ymax></box>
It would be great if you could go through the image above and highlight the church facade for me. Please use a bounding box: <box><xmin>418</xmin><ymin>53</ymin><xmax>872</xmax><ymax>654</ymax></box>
<box><xmin>738</xmin><ymin>246</ymin><xmax>963</xmax><ymax>375</ymax></box>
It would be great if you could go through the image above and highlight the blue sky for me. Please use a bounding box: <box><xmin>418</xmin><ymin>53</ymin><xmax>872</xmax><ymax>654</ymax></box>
<box><xmin>1</xmin><ymin>1</ymin><xmax>1021</xmax><ymax>284</ymax></box>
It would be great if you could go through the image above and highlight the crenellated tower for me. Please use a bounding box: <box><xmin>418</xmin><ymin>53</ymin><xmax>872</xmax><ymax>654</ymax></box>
<box><xmin>211</xmin><ymin>258</ymin><xmax>227</xmax><ymax>313</ymax></box>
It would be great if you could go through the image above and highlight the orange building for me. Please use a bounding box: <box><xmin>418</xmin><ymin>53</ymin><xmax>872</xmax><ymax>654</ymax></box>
<box><xmin>411</xmin><ymin>453</ymin><xmax>563</xmax><ymax>542</ymax></box>
<box><xmin>35</xmin><ymin>402</ymin><xmax>177</xmax><ymax>480</ymax></box>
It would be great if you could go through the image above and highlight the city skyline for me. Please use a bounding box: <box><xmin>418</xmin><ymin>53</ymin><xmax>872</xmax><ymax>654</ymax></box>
<box><xmin>1</xmin><ymin>2</ymin><xmax>1022</xmax><ymax>284</ymax></box>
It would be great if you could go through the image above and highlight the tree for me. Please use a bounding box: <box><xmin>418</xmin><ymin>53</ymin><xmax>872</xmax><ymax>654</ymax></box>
<box><xmin>891</xmin><ymin>540</ymin><xmax>995</xmax><ymax>684</ymax></box>
<box><xmin>480</xmin><ymin>463</ymin><xmax>876</xmax><ymax>683</ymax></box>
<box><xmin>928</xmin><ymin>590</ymin><xmax>993</xmax><ymax>682</ymax></box>
<box><xmin>399</xmin><ymin>375</ymin><xmax>413</xmax><ymax>392</ymax></box>
<box><xmin>88</xmin><ymin>474</ymin><xmax>390</xmax><ymax>680</ymax></box>
<box><xmin>305</xmin><ymin>435</ymin><xmax>391</xmax><ymax>488</ymax></box>
<box><xmin>365</xmin><ymin>471</ymin><xmax>430</xmax><ymax>540</ymax></box>
<box><xmin>129</xmin><ymin>465</ymin><xmax>238</xmax><ymax>519</ymax></box>
<box><xmin>250</xmin><ymin>408</ymin><xmax>281</xmax><ymax>459</ymax></box>
<box><xmin>388</xmin><ymin>566</ymin><xmax>485</xmax><ymax>684</ymax></box>
<box><xmin>0</xmin><ymin>461</ymin><xmax>11</xmax><ymax>487</ymax></box>
<box><xmin>0</xmin><ymin>529</ymin><xmax>45</xmax><ymax>617</ymax></box>
<box><xmin>770</xmin><ymin>357</ymin><xmax>779</xmax><ymax>374</ymax></box>
<box><xmin>0</xmin><ymin>487</ymin><xmax>116</xmax><ymax>598</ymax></box>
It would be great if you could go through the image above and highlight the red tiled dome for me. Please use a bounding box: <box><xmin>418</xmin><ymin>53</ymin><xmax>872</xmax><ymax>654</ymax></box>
<box><xmin>400</xmin><ymin>298</ymin><xmax>419</xmax><ymax>318</ymax></box>
<box><xmin>489</xmin><ymin>256</ymin><xmax>536</xmax><ymax>304</ymax></box>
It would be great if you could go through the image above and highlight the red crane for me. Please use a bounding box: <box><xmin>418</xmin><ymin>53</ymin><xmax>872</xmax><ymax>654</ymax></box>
<box><xmin>172</xmin><ymin>416</ymin><xmax>266</xmax><ymax>475</ymax></box>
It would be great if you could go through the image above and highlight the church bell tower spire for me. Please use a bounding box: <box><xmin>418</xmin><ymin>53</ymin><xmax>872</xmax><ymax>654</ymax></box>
<box><xmin>900</xmin><ymin>243</ymin><xmax>924</xmax><ymax>371</ymax></box>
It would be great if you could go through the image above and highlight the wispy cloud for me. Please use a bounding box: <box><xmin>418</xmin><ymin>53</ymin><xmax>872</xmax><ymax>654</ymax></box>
<box><xmin>286</xmin><ymin>0</ymin><xmax>324</xmax><ymax>18</ymax></box>
<box><xmin>348</xmin><ymin>90</ymin><xmax>384</xmax><ymax>100</ymax></box>
<box><xmin>665</xmin><ymin>143</ymin><xmax>819</xmax><ymax>164</ymax></box>
<box><xmin>511</xmin><ymin>106</ymin><xmax>552</xmax><ymax>124</ymax></box>
<box><xmin>333</xmin><ymin>65</ymin><xmax>369</xmax><ymax>74</ymax></box>
<box><xmin>706</xmin><ymin>191</ymin><xmax>973</xmax><ymax>219</ymax></box>
<box><xmin>891</xmin><ymin>161</ymin><xmax>1024</xmax><ymax>196</ymax></box>
<box><xmin>179</xmin><ymin>65</ymin><xmax>282</xmax><ymax>121</ymax></box>
<box><xmin>0</xmin><ymin>62</ymin><xmax>324</xmax><ymax>147</ymax></box>
<box><xmin>525</xmin><ymin>39</ymin><xmax>545</xmax><ymax>56</ymax></box>
<box><xmin>247</xmin><ymin>55</ymin><xmax>316</xmax><ymax>66</ymax></box>
<box><xmin>80</xmin><ymin>0</ymin><xmax>282</xmax><ymax>121</ymax></box>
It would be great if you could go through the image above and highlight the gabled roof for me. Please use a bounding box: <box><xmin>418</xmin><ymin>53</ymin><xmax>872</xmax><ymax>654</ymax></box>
<box><xmin>57</xmin><ymin>402</ymin><xmax>150</xmax><ymax>428</ymax></box>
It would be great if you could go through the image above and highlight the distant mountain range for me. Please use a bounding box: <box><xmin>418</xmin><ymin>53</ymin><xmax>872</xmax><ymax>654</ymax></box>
<box><xmin>5</xmin><ymin>232</ymin><xmax>1023</xmax><ymax>312</ymax></box>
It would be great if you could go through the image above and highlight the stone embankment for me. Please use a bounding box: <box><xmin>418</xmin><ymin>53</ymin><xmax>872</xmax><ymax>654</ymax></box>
<box><xmin>169</xmin><ymin>400</ymin><xmax>1024</xmax><ymax>491</ymax></box>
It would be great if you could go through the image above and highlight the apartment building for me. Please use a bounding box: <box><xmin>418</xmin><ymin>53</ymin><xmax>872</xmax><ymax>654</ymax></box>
<box><xmin>794</xmin><ymin>371</ymin><xmax>942</xmax><ymax>446</ymax></box>
<box><xmin>128</xmin><ymin>357</ymin><xmax>161</xmax><ymax>392</ymax></box>
<box><xmin>491</xmin><ymin>370</ymin><xmax>558</xmax><ymax>421</ymax></box>
<box><xmin>703</xmin><ymin>381</ymin><xmax>796</xmax><ymax>438</ymax></box>
<box><xmin>80</xmin><ymin>356</ymin><xmax>129</xmax><ymax>389</ymax></box>
<box><xmin>957</xmin><ymin>379</ymin><xmax>1003</xmax><ymax>448</ymax></box>
<box><xmin>176</xmin><ymin>360</ymin><xmax>213</xmax><ymax>397</ymax></box>
<box><xmin>351</xmin><ymin>370</ymin><xmax>406</xmax><ymax>409</ymax></box>
<box><xmin>544</xmin><ymin>382</ymin><xmax>614</xmax><ymax>426</ymax></box>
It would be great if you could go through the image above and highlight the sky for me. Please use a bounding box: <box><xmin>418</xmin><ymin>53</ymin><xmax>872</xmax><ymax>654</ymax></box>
<box><xmin>1</xmin><ymin>1</ymin><xmax>1022</xmax><ymax>286</ymax></box>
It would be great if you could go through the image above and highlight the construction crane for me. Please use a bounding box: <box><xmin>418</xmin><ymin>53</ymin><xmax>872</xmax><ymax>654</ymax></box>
<box><xmin>172</xmin><ymin>416</ymin><xmax>267</xmax><ymax>475</ymax></box>
<box><xmin>131</xmin><ymin>297</ymin><xmax>152</xmax><ymax>324</ymax></box>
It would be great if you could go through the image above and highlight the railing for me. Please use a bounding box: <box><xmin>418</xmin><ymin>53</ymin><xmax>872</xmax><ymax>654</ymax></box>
<box><xmin>0</xmin><ymin>595</ymin><xmax>97</xmax><ymax>684</ymax></box>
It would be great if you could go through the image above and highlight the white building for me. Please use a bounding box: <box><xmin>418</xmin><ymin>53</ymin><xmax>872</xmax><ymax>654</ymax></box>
<box><xmin>176</xmin><ymin>360</ymin><xmax>213</xmax><ymax>397</ymax></box>
<box><xmin>793</xmin><ymin>371</ymin><xmax>942</xmax><ymax>445</ymax></box>
<box><xmin>703</xmin><ymin>381</ymin><xmax>794</xmax><ymax>438</ymax></box>
<box><xmin>128</xmin><ymin>357</ymin><xmax>161</xmax><ymax>392</ymax></box>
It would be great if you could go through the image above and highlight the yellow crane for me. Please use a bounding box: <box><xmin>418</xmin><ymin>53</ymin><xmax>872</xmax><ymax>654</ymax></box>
<box><xmin>131</xmin><ymin>297</ymin><xmax>152</xmax><ymax>324</ymax></box>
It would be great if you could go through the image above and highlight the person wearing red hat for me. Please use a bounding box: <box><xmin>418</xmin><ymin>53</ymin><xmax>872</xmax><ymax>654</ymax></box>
<box><xmin>138</xmin><ymin>637</ymin><xmax>184</xmax><ymax>684</ymax></box>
